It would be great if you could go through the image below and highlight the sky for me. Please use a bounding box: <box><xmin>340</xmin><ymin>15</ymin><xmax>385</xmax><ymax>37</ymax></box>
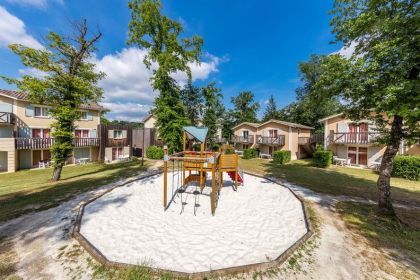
<box><xmin>0</xmin><ymin>0</ymin><xmax>346</xmax><ymax>121</ymax></box>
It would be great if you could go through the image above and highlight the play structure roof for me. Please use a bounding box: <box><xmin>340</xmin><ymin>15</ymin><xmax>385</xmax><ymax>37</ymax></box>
<box><xmin>183</xmin><ymin>126</ymin><xmax>208</xmax><ymax>143</ymax></box>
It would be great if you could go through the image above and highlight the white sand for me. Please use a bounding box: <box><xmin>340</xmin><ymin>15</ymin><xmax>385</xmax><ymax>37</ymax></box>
<box><xmin>80</xmin><ymin>173</ymin><xmax>308</xmax><ymax>273</ymax></box>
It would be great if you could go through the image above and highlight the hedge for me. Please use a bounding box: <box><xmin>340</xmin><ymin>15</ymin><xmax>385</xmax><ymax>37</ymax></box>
<box><xmin>313</xmin><ymin>150</ymin><xmax>333</xmax><ymax>168</ymax></box>
<box><xmin>224</xmin><ymin>147</ymin><xmax>235</xmax><ymax>154</ymax></box>
<box><xmin>273</xmin><ymin>150</ymin><xmax>291</xmax><ymax>165</ymax></box>
<box><xmin>243</xmin><ymin>148</ymin><xmax>258</xmax><ymax>159</ymax></box>
<box><xmin>392</xmin><ymin>155</ymin><xmax>420</xmax><ymax>181</ymax></box>
<box><xmin>146</xmin><ymin>145</ymin><xmax>164</xmax><ymax>159</ymax></box>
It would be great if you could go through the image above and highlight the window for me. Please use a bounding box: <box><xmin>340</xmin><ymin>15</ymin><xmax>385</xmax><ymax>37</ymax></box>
<box><xmin>112</xmin><ymin>147</ymin><xmax>123</xmax><ymax>161</ymax></box>
<box><xmin>80</xmin><ymin>111</ymin><xmax>88</xmax><ymax>120</ymax></box>
<box><xmin>268</xmin><ymin>129</ymin><xmax>278</xmax><ymax>138</ymax></box>
<box><xmin>75</xmin><ymin>129</ymin><xmax>89</xmax><ymax>138</ymax></box>
<box><xmin>32</xmin><ymin>128</ymin><xmax>50</xmax><ymax>138</ymax></box>
<box><xmin>34</xmin><ymin>107</ymin><xmax>49</xmax><ymax>117</ymax></box>
<box><xmin>113</xmin><ymin>130</ymin><xmax>123</xmax><ymax>139</ymax></box>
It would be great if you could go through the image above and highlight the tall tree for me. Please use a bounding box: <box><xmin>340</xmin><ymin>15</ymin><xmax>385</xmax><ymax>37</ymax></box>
<box><xmin>2</xmin><ymin>20</ymin><xmax>104</xmax><ymax>181</ymax></box>
<box><xmin>180</xmin><ymin>82</ymin><xmax>203</xmax><ymax>125</ymax></box>
<box><xmin>262</xmin><ymin>94</ymin><xmax>279</xmax><ymax>122</ymax></box>
<box><xmin>230</xmin><ymin>91</ymin><xmax>260</xmax><ymax>125</ymax></box>
<box><xmin>278</xmin><ymin>55</ymin><xmax>341</xmax><ymax>131</ymax></box>
<box><xmin>201</xmin><ymin>82</ymin><xmax>224</xmax><ymax>145</ymax></box>
<box><xmin>128</xmin><ymin>0</ymin><xmax>203</xmax><ymax>152</ymax></box>
<box><xmin>316</xmin><ymin>0</ymin><xmax>419</xmax><ymax>213</ymax></box>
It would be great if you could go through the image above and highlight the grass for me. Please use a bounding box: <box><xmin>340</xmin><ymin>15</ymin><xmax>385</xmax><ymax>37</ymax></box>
<box><xmin>239</xmin><ymin>158</ymin><xmax>420</xmax><ymax>206</ymax></box>
<box><xmin>0</xmin><ymin>159</ymin><xmax>150</xmax><ymax>223</ymax></box>
<box><xmin>338</xmin><ymin>202</ymin><xmax>420</xmax><ymax>279</ymax></box>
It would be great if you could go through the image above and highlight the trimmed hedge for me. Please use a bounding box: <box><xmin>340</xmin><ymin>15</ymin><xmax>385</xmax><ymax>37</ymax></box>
<box><xmin>392</xmin><ymin>155</ymin><xmax>420</xmax><ymax>181</ymax></box>
<box><xmin>146</xmin><ymin>145</ymin><xmax>164</xmax><ymax>159</ymax></box>
<box><xmin>313</xmin><ymin>150</ymin><xmax>333</xmax><ymax>168</ymax></box>
<box><xmin>243</xmin><ymin>148</ymin><xmax>258</xmax><ymax>159</ymax></box>
<box><xmin>273</xmin><ymin>150</ymin><xmax>291</xmax><ymax>165</ymax></box>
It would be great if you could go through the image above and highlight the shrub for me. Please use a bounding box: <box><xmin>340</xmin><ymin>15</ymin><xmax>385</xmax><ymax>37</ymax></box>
<box><xmin>146</xmin><ymin>145</ymin><xmax>164</xmax><ymax>159</ymax></box>
<box><xmin>273</xmin><ymin>150</ymin><xmax>291</xmax><ymax>165</ymax></box>
<box><xmin>224</xmin><ymin>147</ymin><xmax>235</xmax><ymax>154</ymax></box>
<box><xmin>313</xmin><ymin>150</ymin><xmax>333</xmax><ymax>168</ymax></box>
<box><xmin>242</xmin><ymin>148</ymin><xmax>258</xmax><ymax>159</ymax></box>
<box><xmin>392</xmin><ymin>155</ymin><xmax>420</xmax><ymax>181</ymax></box>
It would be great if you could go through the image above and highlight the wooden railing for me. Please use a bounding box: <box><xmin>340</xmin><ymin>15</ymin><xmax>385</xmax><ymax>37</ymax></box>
<box><xmin>15</xmin><ymin>137</ymin><xmax>100</xmax><ymax>149</ymax></box>
<box><xmin>298</xmin><ymin>133</ymin><xmax>324</xmax><ymax>145</ymax></box>
<box><xmin>0</xmin><ymin>112</ymin><xmax>15</xmax><ymax>124</ymax></box>
<box><xmin>329</xmin><ymin>132</ymin><xmax>380</xmax><ymax>144</ymax></box>
<box><xmin>107</xmin><ymin>138</ymin><xmax>128</xmax><ymax>147</ymax></box>
<box><xmin>298</xmin><ymin>137</ymin><xmax>310</xmax><ymax>145</ymax></box>
<box><xmin>211</xmin><ymin>137</ymin><xmax>227</xmax><ymax>143</ymax></box>
<box><xmin>256</xmin><ymin>135</ymin><xmax>285</xmax><ymax>146</ymax></box>
<box><xmin>231</xmin><ymin>135</ymin><xmax>254</xmax><ymax>143</ymax></box>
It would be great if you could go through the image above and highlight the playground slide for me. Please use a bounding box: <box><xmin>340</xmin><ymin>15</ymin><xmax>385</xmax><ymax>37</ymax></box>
<box><xmin>227</xmin><ymin>171</ymin><xmax>244</xmax><ymax>184</ymax></box>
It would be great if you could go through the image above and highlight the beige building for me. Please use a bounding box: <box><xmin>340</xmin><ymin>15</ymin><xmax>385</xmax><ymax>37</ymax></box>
<box><xmin>320</xmin><ymin>113</ymin><xmax>419</xmax><ymax>167</ymax></box>
<box><xmin>232</xmin><ymin>119</ymin><xmax>314</xmax><ymax>160</ymax></box>
<box><xmin>0</xmin><ymin>89</ymin><xmax>102</xmax><ymax>172</ymax></box>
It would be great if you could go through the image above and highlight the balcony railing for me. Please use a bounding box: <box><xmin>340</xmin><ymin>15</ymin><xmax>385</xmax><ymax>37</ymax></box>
<box><xmin>211</xmin><ymin>137</ymin><xmax>228</xmax><ymax>143</ymax></box>
<box><xmin>298</xmin><ymin>133</ymin><xmax>324</xmax><ymax>145</ymax></box>
<box><xmin>15</xmin><ymin>137</ymin><xmax>100</xmax><ymax>149</ymax></box>
<box><xmin>256</xmin><ymin>135</ymin><xmax>285</xmax><ymax>146</ymax></box>
<box><xmin>107</xmin><ymin>138</ymin><xmax>128</xmax><ymax>147</ymax></box>
<box><xmin>329</xmin><ymin>132</ymin><xmax>380</xmax><ymax>145</ymax></box>
<box><xmin>232</xmin><ymin>135</ymin><xmax>254</xmax><ymax>143</ymax></box>
<box><xmin>0</xmin><ymin>112</ymin><xmax>15</xmax><ymax>125</ymax></box>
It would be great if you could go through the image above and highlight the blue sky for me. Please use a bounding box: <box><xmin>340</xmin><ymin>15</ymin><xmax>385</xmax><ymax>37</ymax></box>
<box><xmin>0</xmin><ymin>0</ymin><xmax>343</xmax><ymax>121</ymax></box>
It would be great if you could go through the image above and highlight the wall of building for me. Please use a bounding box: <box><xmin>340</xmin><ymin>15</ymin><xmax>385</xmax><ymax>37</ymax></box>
<box><xmin>0</xmin><ymin>138</ymin><xmax>16</xmax><ymax>172</ymax></box>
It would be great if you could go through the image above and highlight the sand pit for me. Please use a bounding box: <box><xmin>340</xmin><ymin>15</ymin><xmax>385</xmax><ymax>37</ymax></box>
<box><xmin>78</xmin><ymin>173</ymin><xmax>308</xmax><ymax>273</ymax></box>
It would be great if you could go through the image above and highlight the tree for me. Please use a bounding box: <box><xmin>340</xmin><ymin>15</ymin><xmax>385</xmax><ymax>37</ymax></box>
<box><xmin>262</xmin><ymin>94</ymin><xmax>279</xmax><ymax>122</ymax></box>
<box><xmin>316</xmin><ymin>0</ymin><xmax>419</xmax><ymax>213</ymax></box>
<box><xmin>128</xmin><ymin>0</ymin><xmax>203</xmax><ymax>152</ymax></box>
<box><xmin>180</xmin><ymin>82</ymin><xmax>203</xmax><ymax>125</ymax></box>
<box><xmin>230</xmin><ymin>91</ymin><xmax>260</xmax><ymax>125</ymax></box>
<box><xmin>278</xmin><ymin>55</ymin><xmax>341</xmax><ymax>131</ymax></box>
<box><xmin>201</xmin><ymin>82</ymin><xmax>224</xmax><ymax>145</ymax></box>
<box><xmin>2</xmin><ymin>20</ymin><xmax>104</xmax><ymax>181</ymax></box>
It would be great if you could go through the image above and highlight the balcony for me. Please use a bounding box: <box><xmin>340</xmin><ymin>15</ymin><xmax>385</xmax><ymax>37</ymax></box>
<box><xmin>298</xmin><ymin>133</ymin><xmax>324</xmax><ymax>145</ymax></box>
<box><xmin>15</xmin><ymin>137</ymin><xmax>100</xmax><ymax>149</ymax></box>
<box><xmin>107</xmin><ymin>138</ymin><xmax>129</xmax><ymax>147</ymax></box>
<box><xmin>256</xmin><ymin>135</ymin><xmax>285</xmax><ymax>146</ymax></box>
<box><xmin>328</xmin><ymin>132</ymin><xmax>380</xmax><ymax>145</ymax></box>
<box><xmin>0</xmin><ymin>112</ymin><xmax>15</xmax><ymax>125</ymax></box>
<box><xmin>211</xmin><ymin>136</ymin><xmax>228</xmax><ymax>144</ymax></box>
<box><xmin>232</xmin><ymin>135</ymin><xmax>254</xmax><ymax>143</ymax></box>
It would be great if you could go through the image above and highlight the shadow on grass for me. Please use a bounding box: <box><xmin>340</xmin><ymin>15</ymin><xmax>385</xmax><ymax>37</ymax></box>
<box><xmin>338</xmin><ymin>202</ymin><xmax>420</xmax><ymax>276</ymax></box>
<box><xmin>240</xmin><ymin>159</ymin><xmax>420</xmax><ymax>207</ymax></box>
<box><xmin>0</xmin><ymin>160</ymin><xmax>150</xmax><ymax>223</ymax></box>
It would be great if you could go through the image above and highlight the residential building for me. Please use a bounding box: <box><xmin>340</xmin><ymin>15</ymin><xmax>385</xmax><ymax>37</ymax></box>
<box><xmin>98</xmin><ymin>124</ymin><xmax>132</xmax><ymax>162</ymax></box>
<box><xmin>232</xmin><ymin>119</ymin><xmax>314</xmax><ymax>159</ymax></box>
<box><xmin>0</xmin><ymin>89</ymin><xmax>102</xmax><ymax>172</ymax></box>
<box><xmin>320</xmin><ymin>113</ymin><xmax>419</xmax><ymax>167</ymax></box>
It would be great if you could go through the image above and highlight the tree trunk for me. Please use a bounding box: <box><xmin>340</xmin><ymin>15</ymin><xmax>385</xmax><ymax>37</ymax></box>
<box><xmin>52</xmin><ymin>164</ymin><xmax>63</xmax><ymax>181</ymax></box>
<box><xmin>377</xmin><ymin>115</ymin><xmax>403</xmax><ymax>215</ymax></box>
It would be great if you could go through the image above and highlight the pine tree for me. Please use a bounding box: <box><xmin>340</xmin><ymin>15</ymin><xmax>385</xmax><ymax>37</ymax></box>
<box><xmin>262</xmin><ymin>94</ymin><xmax>278</xmax><ymax>122</ymax></box>
<box><xmin>201</xmin><ymin>82</ymin><xmax>224</xmax><ymax>146</ymax></box>
<box><xmin>180</xmin><ymin>82</ymin><xmax>203</xmax><ymax>125</ymax></box>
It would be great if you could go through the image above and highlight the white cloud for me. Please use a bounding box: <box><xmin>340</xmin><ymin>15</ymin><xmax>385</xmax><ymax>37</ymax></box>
<box><xmin>93</xmin><ymin>47</ymin><xmax>220</xmax><ymax>121</ymax></box>
<box><xmin>5</xmin><ymin>0</ymin><xmax>63</xmax><ymax>9</ymax></box>
<box><xmin>0</xmin><ymin>6</ymin><xmax>43</xmax><ymax>49</ymax></box>
<box><xmin>334</xmin><ymin>41</ymin><xmax>358</xmax><ymax>59</ymax></box>
<box><xmin>18</xmin><ymin>67</ymin><xmax>47</xmax><ymax>78</ymax></box>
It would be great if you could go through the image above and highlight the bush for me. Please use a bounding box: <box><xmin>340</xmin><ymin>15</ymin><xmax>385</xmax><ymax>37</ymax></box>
<box><xmin>273</xmin><ymin>150</ymin><xmax>291</xmax><ymax>165</ymax></box>
<box><xmin>146</xmin><ymin>145</ymin><xmax>164</xmax><ymax>159</ymax></box>
<box><xmin>224</xmin><ymin>147</ymin><xmax>235</xmax><ymax>154</ymax></box>
<box><xmin>242</xmin><ymin>148</ymin><xmax>258</xmax><ymax>159</ymax></box>
<box><xmin>392</xmin><ymin>155</ymin><xmax>420</xmax><ymax>181</ymax></box>
<box><xmin>313</xmin><ymin>150</ymin><xmax>333</xmax><ymax>168</ymax></box>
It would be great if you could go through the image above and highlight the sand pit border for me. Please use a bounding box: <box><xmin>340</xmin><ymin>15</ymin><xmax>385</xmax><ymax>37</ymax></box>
<box><xmin>73</xmin><ymin>171</ymin><xmax>313</xmax><ymax>278</ymax></box>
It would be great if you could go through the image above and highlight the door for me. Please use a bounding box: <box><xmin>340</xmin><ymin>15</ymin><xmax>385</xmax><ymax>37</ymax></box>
<box><xmin>359</xmin><ymin>123</ymin><xmax>368</xmax><ymax>143</ymax></box>
<box><xmin>358</xmin><ymin>147</ymin><xmax>368</xmax><ymax>165</ymax></box>
<box><xmin>33</xmin><ymin>150</ymin><xmax>41</xmax><ymax>166</ymax></box>
<box><xmin>112</xmin><ymin>147</ymin><xmax>123</xmax><ymax>160</ymax></box>
<box><xmin>348</xmin><ymin>124</ymin><xmax>357</xmax><ymax>143</ymax></box>
<box><xmin>43</xmin><ymin>150</ymin><xmax>51</xmax><ymax>162</ymax></box>
<box><xmin>348</xmin><ymin>147</ymin><xmax>357</xmax><ymax>164</ymax></box>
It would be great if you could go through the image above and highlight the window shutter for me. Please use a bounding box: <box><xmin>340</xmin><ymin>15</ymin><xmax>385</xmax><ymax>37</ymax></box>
<box><xmin>108</xmin><ymin>129</ymin><xmax>114</xmax><ymax>139</ymax></box>
<box><xmin>89</xmin><ymin>129</ymin><xmax>97</xmax><ymax>138</ymax></box>
<box><xmin>87</xmin><ymin>111</ymin><xmax>93</xmax><ymax>121</ymax></box>
<box><xmin>0</xmin><ymin>102</ymin><xmax>12</xmax><ymax>113</ymax></box>
<box><xmin>25</xmin><ymin>104</ymin><xmax>34</xmax><ymax>117</ymax></box>
<box><xmin>122</xmin><ymin>130</ymin><xmax>127</xmax><ymax>138</ymax></box>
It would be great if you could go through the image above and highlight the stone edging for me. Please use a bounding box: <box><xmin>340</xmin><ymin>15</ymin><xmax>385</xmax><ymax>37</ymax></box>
<box><xmin>72</xmin><ymin>171</ymin><xmax>314</xmax><ymax>279</ymax></box>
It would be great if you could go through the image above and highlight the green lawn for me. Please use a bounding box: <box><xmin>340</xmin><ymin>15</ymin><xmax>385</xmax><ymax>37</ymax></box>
<box><xmin>239</xmin><ymin>158</ymin><xmax>420</xmax><ymax>207</ymax></box>
<box><xmin>0</xmin><ymin>160</ymin><xmax>150</xmax><ymax>223</ymax></box>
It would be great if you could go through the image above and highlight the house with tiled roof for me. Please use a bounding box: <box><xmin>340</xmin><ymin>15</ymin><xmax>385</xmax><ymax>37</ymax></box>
<box><xmin>232</xmin><ymin>119</ymin><xmax>315</xmax><ymax>159</ymax></box>
<box><xmin>0</xmin><ymin>89</ymin><xmax>104</xmax><ymax>172</ymax></box>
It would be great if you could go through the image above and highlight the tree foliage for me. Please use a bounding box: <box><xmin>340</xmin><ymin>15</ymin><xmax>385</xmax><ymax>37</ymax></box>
<box><xmin>2</xmin><ymin>20</ymin><xmax>104</xmax><ymax>181</ymax></box>
<box><xmin>201</xmin><ymin>82</ymin><xmax>224</xmax><ymax>145</ymax></box>
<box><xmin>262</xmin><ymin>94</ymin><xmax>279</xmax><ymax>122</ymax></box>
<box><xmin>230</xmin><ymin>91</ymin><xmax>260</xmax><ymax>125</ymax></box>
<box><xmin>128</xmin><ymin>0</ymin><xmax>203</xmax><ymax>152</ymax></box>
<box><xmin>316</xmin><ymin>0</ymin><xmax>419</xmax><ymax>212</ymax></box>
<box><xmin>180</xmin><ymin>82</ymin><xmax>203</xmax><ymax>125</ymax></box>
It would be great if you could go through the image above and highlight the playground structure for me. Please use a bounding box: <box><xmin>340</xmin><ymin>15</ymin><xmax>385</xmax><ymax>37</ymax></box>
<box><xmin>163</xmin><ymin>126</ymin><xmax>243</xmax><ymax>215</ymax></box>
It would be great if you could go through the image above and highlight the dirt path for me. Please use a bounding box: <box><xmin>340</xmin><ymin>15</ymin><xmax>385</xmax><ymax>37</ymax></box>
<box><xmin>0</xmin><ymin>167</ymin><xmax>414</xmax><ymax>280</ymax></box>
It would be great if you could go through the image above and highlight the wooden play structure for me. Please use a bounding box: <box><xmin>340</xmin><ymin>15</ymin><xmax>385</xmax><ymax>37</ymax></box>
<box><xmin>163</xmin><ymin>126</ymin><xmax>243</xmax><ymax>215</ymax></box>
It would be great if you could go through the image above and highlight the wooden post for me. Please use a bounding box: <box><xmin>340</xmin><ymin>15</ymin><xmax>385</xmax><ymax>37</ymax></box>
<box><xmin>235</xmin><ymin>154</ymin><xmax>238</xmax><ymax>189</ymax></box>
<box><xmin>211</xmin><ymin>161</ymin><xmax>216</xmax><ymax>215</ymax></box>
<box><xmin>163</xmin><ymin>145</ymin><xmax>168</xmax><ymax>209</ymax></box>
